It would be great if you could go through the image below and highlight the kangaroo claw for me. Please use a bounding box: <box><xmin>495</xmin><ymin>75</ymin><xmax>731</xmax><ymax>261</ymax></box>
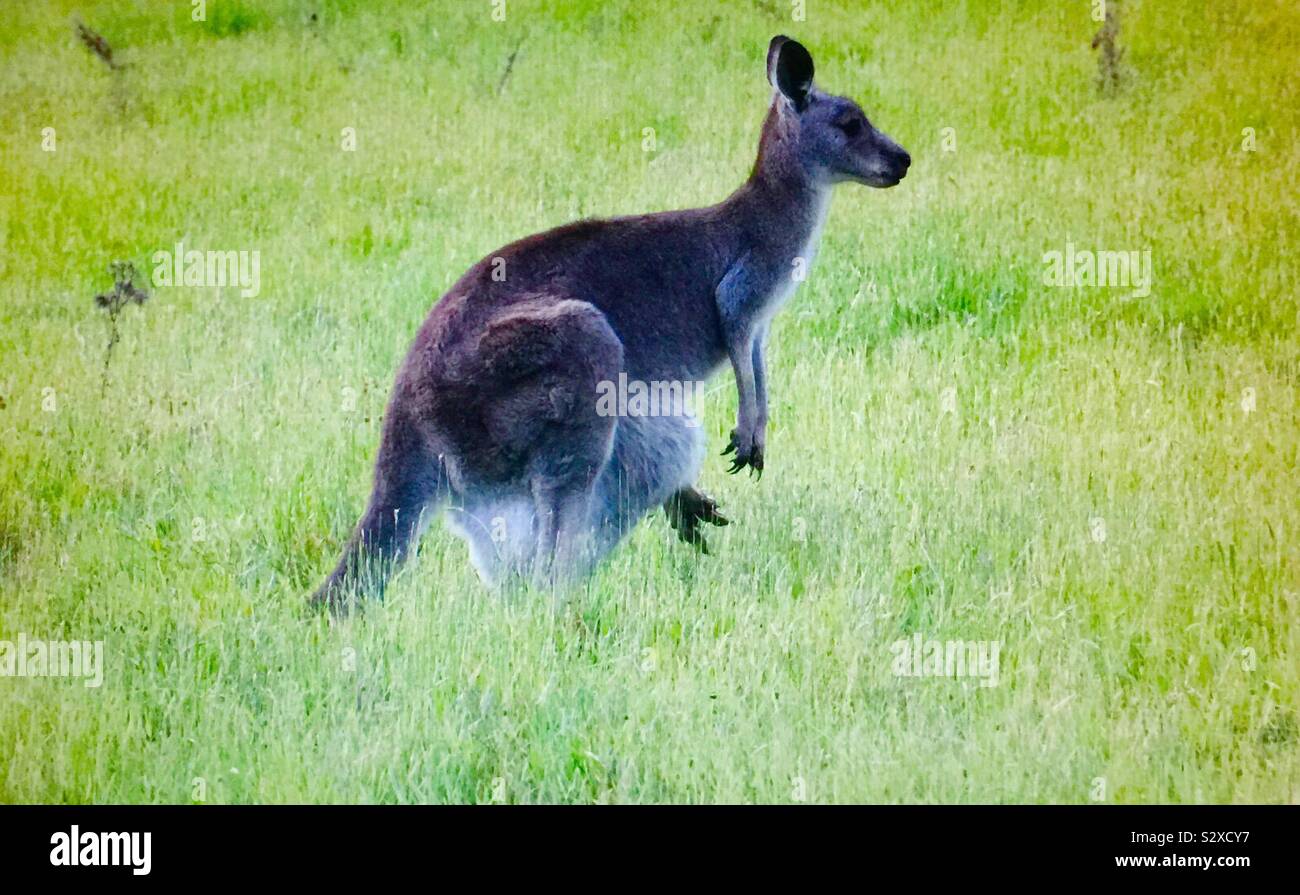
<box><xmin>724</xmin><ymin>429</ymin><xmax>764</xmax><ymax>476</ymax></box>
<box><xmin>665</xmin><ymin>487</ymin><xmax>731</xmax><ymax>553</ymax></box>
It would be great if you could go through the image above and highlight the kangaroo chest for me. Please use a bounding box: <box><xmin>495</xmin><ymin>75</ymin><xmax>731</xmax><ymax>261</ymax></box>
<box><xmin>718</xmin><ymin>189</ymin><xmax>830</xmax><ymax>331</ymax></box>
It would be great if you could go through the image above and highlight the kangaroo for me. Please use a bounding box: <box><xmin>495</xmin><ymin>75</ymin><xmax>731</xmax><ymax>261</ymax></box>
<box><xmin>312</xmin><ymin>36</ymin><xmax>910</xmax><ymax>612</ymax></box>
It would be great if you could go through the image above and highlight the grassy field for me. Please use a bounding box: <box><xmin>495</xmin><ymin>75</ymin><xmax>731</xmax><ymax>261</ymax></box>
<box><xmin>0</xmin><ymin>0</ymin><xmax>1296</xmax><ymax>803</ymax></box>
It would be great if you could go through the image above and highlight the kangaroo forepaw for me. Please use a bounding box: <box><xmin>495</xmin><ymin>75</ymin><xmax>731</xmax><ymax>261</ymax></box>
<box><xmin>665</xmin><ymin>487</ymin><xmax>730</xmax><ymax>553</ymax></box>
<box><xmin>722</xmin><ymin>429</ymin><xmax>764</xmax><ymax>478</ymax></box>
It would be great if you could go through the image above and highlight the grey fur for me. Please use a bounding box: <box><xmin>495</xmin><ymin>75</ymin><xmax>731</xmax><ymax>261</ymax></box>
<box><xmin>312</xmin><ymin>36</ymin><xmax>909</xmax><ymax>612</ymax></box>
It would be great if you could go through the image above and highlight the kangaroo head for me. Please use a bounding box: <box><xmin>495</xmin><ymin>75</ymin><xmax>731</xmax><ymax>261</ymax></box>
<box><xmin>764</xmin><ymin>35</ymin><xmax>911</xmax><ymax>189</ymax></box>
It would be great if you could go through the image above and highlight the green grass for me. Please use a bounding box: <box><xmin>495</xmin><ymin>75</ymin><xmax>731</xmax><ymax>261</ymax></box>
<box><xmin>1</xmin><ymin>0</ymin><xmax>1296</xmax><ymax>803</ymax></box>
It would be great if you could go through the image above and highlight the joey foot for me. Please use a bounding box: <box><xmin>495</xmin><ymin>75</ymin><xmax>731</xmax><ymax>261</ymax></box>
<box><xmin>664</xmin><ymin>486</ymin><xmax>730</xmax><ymax>553</ymax></box>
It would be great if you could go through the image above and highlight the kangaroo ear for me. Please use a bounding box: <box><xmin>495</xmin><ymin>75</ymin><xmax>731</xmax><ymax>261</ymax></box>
<box><xmin>767</xmin><ymin>36</ymin><xmax>814</xmax><ymax>111</ymax></box>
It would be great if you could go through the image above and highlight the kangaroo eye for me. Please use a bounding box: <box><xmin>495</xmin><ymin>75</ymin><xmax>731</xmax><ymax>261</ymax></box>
<box><xmin>837</xmin><ymin>117</ymin><xmax>863</xmax><ymax>138</ymax></box>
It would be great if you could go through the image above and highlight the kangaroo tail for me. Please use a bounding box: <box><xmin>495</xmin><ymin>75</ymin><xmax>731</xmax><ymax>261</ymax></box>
<box><xmin>310</xmin><ymin>408</ymin><xmax>449</xmax><ymax>615</ymax></box>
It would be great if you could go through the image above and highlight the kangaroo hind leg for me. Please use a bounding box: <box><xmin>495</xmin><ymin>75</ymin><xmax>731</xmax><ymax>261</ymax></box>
<box><xmin>475</xmin><ymin>298</ymin><xmax>623</xmax><ymax>587</ymax></box>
